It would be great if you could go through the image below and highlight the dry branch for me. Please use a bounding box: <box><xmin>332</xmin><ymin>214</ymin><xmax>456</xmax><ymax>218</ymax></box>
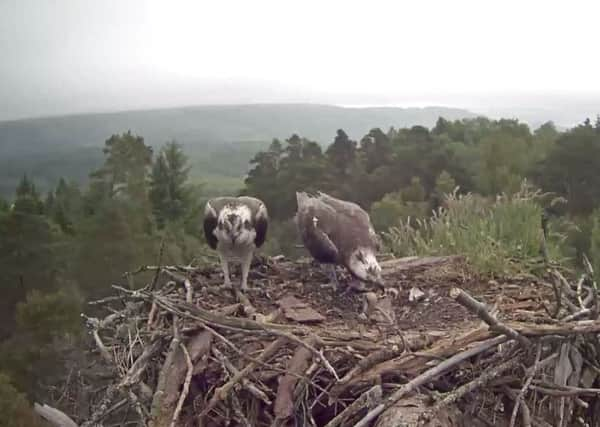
<box><xmin>33</xmin><ymin>403</ymin><xmax>79</xmax><ymax>427</ymax></box>
<box><xmin>199</xmin><ymin>337</ymin><xmax>287</xmax><ymax>419</ymax></box>
<box><xmin>274</xmin><ymin>337</ymin><xmax>317</xmax><ymax>420</ymax></box>
<box><xmin>324</xmin><ymin>385</ymin><xmax>382</xmax><ymax>427</ymax></box>
<box><xmin>171</xmin><ymin>342</ymin><xmax>193</xmax><ymax>427</ymax></box>
<box><xmin>354</xmin><ymin>335</ymin><xmax>508</xmax><ymax>427</ymax></box>
<box><xmin>450</xmin><ymin>287</ymin><xmax>531</xmax><ymax>348</ymax></box>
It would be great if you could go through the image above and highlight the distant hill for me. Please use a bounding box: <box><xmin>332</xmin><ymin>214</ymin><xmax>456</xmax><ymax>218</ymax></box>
<box><xmin>0</xmin><ymin>103</ymin><xmax>477</xmax><ymax>198</ymax></box>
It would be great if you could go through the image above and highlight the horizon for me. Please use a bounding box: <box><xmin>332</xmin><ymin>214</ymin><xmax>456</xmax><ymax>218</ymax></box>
<box><xmin>1</xmin><ymin>98</ymin><xmax>596</xmax><ymax>131</ymax></box>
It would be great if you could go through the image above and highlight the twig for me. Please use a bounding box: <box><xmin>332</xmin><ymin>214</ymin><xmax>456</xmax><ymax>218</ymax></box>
<box><xmin>324</xmin><ymin>385</ymin><xmax>382</xmax><ymax>427</ymax></box>
<box><xmin>541</xmin><ymin>278</ymin><xmax>561</xmax><ymax>319</ymax></box>
<box><xmin>199</xmin><ymin>337</ymin><xmax>287</xmax><ymax>419</ymax></box>
<box><xmin>183</xmin><ymin>277</ymin><xmax>193</xmax><ymax>304</ymax></box>
<box><xmin>149</xmin><ymin>322</ymin><xmax>181</xmax><ymax>427</ymax></box>
<box><xmin>171</xmin><ymin>342</ymin><xmax>193</xmax><ymax>427</ymax></box>
<box><xmin>562</xmin><ymin>308</ymin><xmax>591</xmax><ymax>322</ymax></box>
<box><xmin>213</xmin><ymin>347</ymin><xmax>271</xmax><ymax>404</ymax></box>
<box><xmin>509</xmin><ymin>343</ymin><xmax>542</xmax><ymax>427</ymax></box>
<box><xmin>119</xmin><ymin>339</ymin><xmax>162</xmax><ymax>387</ymax></box>
<box><xmin>274</xmin><ymin>338</ymin><xmax>317</xmax><ymax>420</ymax></box>
<box><xmin>450</xmin><ymin>287</ymin><xmax>531</xmax><ymax>348</ymax></box>
<box><xmin>149</xmin><ymin>240</ymin><xmax>165</xmax><ymax>291</ymax></box>
<box><xmin>353</xmin><ymin>335</ymin><xmax>507</xmax><ymax>427</ymax></box>
<box><xmin>428</xmin><ymin>357</ymin><xmax>521</xmax><ymax>419</ymax></box>
<box><xmin>147</xmin><ymin>302</ymin><xmax>158</xmax><ymax>327</ymax></box>
<box><xmin>531</xmin><ymin>381</ymin><xmax>600</xmax><ymax>396</ymax></box>
<box><xmin>503</xmin><ymin>386</ymin><xmax>532</xmax><ymax>427</ymax></box>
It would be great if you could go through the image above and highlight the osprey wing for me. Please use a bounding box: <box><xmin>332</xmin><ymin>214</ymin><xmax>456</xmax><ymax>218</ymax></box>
<box><xmin>296</xmin><ymin>192</ymin><xmax>340</xmax><ymax>263</ymax></box>
<box><xmin>317</xmin><ymin>192</ymin><xmax>379</xmax><ymax>248</ymax></box>
<box><xmin>203</xmin><ymin>199</ymin><xmax>222</xmax><ymax>249</ymax></box>
<box><xmin>317</xmin><ymin>192</ymin><xmax>370</xmax><ymax>222</ymax></box>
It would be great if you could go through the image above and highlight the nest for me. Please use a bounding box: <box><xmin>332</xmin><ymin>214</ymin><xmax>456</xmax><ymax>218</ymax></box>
<box><xmin>35</xmin><ymin>254</ymin><xmax>600</xmax><ymax>427</ymax></box>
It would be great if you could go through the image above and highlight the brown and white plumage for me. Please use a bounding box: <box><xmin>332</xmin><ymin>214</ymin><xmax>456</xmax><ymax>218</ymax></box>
<box><xmin>295</xmin><ymin>191</ymin><xmax>383</xmax><ymax>289</ymax></box>
<box><xmin>203</xmin><ymin>196</ymin><xmax>268</xmax><ymax>291</ymax></box>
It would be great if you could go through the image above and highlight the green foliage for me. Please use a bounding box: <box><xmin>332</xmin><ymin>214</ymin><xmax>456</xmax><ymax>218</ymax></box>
<box><xmin>535</xmin><ymin>120</ymin><xmax>600</xmax><ymax>214</ymax></box>
<box><xmin>370</xmin><ymin>185</ymin><xmax>430</xmax><ymax>232</ymax></box>
<box><xmin>0</xmin><ymin>373</ymin><xmax>43</xmax><ymax>427</ymax></box>
<box><xmin>91</xmin><ymin>131</ymin><xmax>153</xmax><ymax>206</ymax></box>
<box><xmin>1</xmin><ymin>288</ymin><xmax>83</xmax><ymax>400</ymax></box>
<box><xmin>149</xmin><ymin>141</ymin><xmax>192</xmax><ymax>228</ymax></box>
<box><xmin>592</xmin><ymin>210</ymin><xmax>600</xmax><ymax>281</ymax></box>
<box><xmin>13</xmin><ymin>174</ymin><xmax>44</xmax><ymax>214</ymax></box>
<box><xmin>0</xmin><ymin>197</ymin><xmax>8</xmax><ymax>212</ymax></box>
<box><xmin>434</xmin><ymin>170</ymin><xmax>457</xmax><ymax>196</ymax></box>
<box><xmin>384</xmin><ymin>182</ymin><xmax>565</xmax><ymax>276</ymax></box>
<box><xmin>244</xmin><ymin>135</ymin><xmax>327</xmax><ymax>219</ymax></box>
<box><xmin>0</xmin><ymin>203</ymin><xmax>58</xmax><ymax>337</ymax></box>
<box><xmin>73</xmin><ymin>201</ymin><xmax>155</xmax><ymax>298</ymax></box>
<box><xmin>16</xmin><ymin>288</ymin><xmax>83</xmax><ymax>343</ymax></box>
<box><xmin>260</xmin><ymin>218</ymin><xmax>303</xmax><ymax>258</ymax></box>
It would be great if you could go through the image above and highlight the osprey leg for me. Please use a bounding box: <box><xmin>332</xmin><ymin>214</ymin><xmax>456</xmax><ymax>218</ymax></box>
<box><xmin>219</xmin><ymin>255</ymin><xmax>232</xmax><ymax>289</ymax></box>
<box><xmin>327</xmin><ymin>264</ymin><xmax>340</xmax><ymax>289</ymax></box>
<box><xmin>240</xmin><ymin>252</ymin><xmax>253</xmax><ymax>291</ymax></box>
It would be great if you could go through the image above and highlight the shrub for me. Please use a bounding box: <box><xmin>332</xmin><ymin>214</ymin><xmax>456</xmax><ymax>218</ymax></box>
<box><xmin>370</xmin><ymin>191</ymin><xmax>429</xmax><ymax>232</ymax></box>
<box><xmin>0</xmin><ymin>373</ymin><xmax>43</xmax><ymax>427</ymax></box>
<box><xmin>383</xmin><ymin>182</ymin><xmax>566</xmax><ymax>276</ymax></box>
<box><xmin>591</xmin><ymin>210</ymin><xmax>600</xmax><ymax>282</ymax></box>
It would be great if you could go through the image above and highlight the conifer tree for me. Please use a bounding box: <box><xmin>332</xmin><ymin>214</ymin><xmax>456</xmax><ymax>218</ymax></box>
<box><xmin>149</xmin><ymin>141</ymin><xmax>191</xmax><ymax>227</ymax></box>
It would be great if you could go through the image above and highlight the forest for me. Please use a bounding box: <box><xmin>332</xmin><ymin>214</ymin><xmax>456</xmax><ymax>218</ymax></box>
<box><xmin>2</xmin><ymin>115</ymin><xmax>600</xmax><ymax>423</ymax></box>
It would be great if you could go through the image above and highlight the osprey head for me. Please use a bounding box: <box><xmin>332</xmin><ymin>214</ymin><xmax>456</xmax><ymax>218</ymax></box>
<box><xmin>348</xmin><ymin>248</ymin><xmax>384</xmax><ymax>287</ymax></box>
<box><xmin>217</xmin><ymin>205</ymin><xmax>253</xmax><ymax>244</ymax></box>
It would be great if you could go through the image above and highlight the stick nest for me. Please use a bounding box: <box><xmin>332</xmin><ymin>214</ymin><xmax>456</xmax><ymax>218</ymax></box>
<box><xmin>62</xmin><ymin>255</ymin><xmax>600</xmax><ymax>427</ymax></box>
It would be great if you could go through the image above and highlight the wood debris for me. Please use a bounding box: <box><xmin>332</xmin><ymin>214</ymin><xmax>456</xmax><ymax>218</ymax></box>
<box><xmin>35</xmin><ymin>255</ymin><xmax>600</xmax><ymax>427</ymax></box>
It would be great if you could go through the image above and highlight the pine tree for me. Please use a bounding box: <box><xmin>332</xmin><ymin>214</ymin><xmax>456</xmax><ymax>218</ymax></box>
<box><xmin>325</xmin><ymin>129</ymin><xmax>356</xmax><ymax>178</ymax></box>
<box><xmin>0</xmin><ymin>177</ymin><xmax>58</xmax><ymax>338</ymax></box>
<box><xmin>149</xmin><ymin>141</ymin><xmax>192</xmax><ymax>227</ymax></box>
<box><xmin>90</xmin><ymin>131</ymin><xmax>153</xmax><ymax>204</ymax></box>
<box><xmin>13</xmin><ymin>175</ymin><xmax>43</xmax><ymax>214</ymax></box>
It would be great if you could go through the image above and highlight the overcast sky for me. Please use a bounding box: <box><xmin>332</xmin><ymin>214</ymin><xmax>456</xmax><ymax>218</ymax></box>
<box><xmin>1</xmin><ymin>0</ymin><xmax>600</xmax><ymax>121</ymax></box>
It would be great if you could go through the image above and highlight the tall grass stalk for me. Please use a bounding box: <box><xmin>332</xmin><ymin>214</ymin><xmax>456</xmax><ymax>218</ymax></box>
<box><xmin>383</xmin><ymin>181</ymin><xmax>567</xmax><ymax>276</ymax></box>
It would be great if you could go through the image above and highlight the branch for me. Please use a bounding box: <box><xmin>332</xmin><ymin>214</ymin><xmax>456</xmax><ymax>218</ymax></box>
<box><xmin>274</xmin><ymin>338</ymin><xmax>317</xmax><ymax>421</ymax></box>
<box><xmin>509</xmin><ymin>343</ymin><xmax>542</xmax><ymax>427</ymax></box>
<box><xmin>199</xmin><ymin>337</ymin><xmax>287</xmax><ymax>419</ymax></box>
<box><xmin>427</xmin><ymin>357</ymin><xmax>521</xmax><ymax>419</ymax></box>
<box><xmin>213</xmin><ymin>347</ymin><xmax>271</xmax><ymax>404</ymax></box>
<box><xmin>33</xmin><ymin>403</ymin><xmax>78</xmax><ymax>427</ymax></box>
<box><xmin>450</xmin><ymin>287</ymin><xmax>531</xmax><ymax>348</ymax></box>
<box><xmin>149</xmin><ymin>322</ymin><xmax>181</xmax><ymax>427</ymax></box>
<box><xmin>170</xmin><ymin>343</ymin><xmax>193</xmax><ymax>427</ymax></box>
<box><xmin>324</xmin><ymin>385</ymin><xmax>382</xmax><ymax>427</ymax></box>
<box><xmin>353</xmin><ymin>335</ymin><xmax>507</xmax><ymax>427</ymax></box>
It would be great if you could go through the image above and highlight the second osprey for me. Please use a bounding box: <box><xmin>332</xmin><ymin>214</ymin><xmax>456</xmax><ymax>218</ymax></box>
<box><xmin>295</xmin><ymin>191</ymin><xmax>384</xmax><ymax>290</ymax></box>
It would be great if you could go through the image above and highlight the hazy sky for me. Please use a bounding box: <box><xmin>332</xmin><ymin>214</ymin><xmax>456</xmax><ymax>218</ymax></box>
<box><xmin>1</xmin><ymin>0</ymin><xmax>600</xmax><ymax>121</ymax></box>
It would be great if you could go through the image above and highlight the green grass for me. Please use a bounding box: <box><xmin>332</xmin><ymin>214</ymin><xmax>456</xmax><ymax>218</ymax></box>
<box><xmin>383</xmin><ymin>182</ymin><xmax>567</xmax><ymax>276</ymax></box>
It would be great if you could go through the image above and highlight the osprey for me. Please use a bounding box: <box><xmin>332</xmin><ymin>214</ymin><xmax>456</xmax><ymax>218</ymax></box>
<box><xmin>295</xmin><ymin>191</ymin><xmax>384</xmax><ymax>290</ymax></box>
<box><xmin>203</xmin><ymin>196</ymin><xmax>268</xmax><ymax>291</ymax></box>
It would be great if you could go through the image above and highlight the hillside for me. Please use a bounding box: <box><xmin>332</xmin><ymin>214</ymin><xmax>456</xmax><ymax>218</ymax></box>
<box><xmin>0</xmin><ymin>104</ymin><xmax>476</xmax><ymax>197</ymax></box>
